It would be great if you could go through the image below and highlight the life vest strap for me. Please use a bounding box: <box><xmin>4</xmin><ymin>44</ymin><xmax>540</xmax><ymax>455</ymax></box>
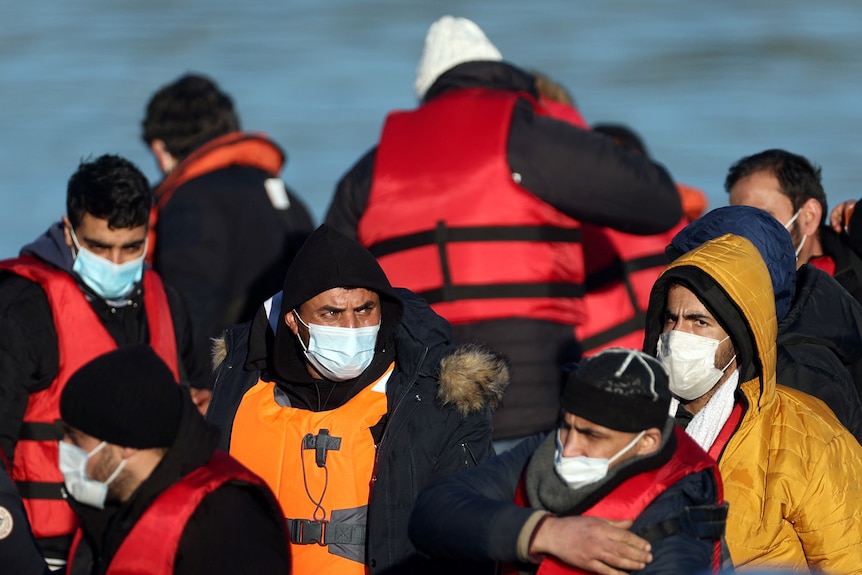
<box><xmin>16</xmin><ymin>480</ymin><xmax>66</xmax><ymax>499</ymax></box>
<box><xmin>19</xmin><ymin>420</ymin><xmax>64</xmax><ymax>441</ymax></box>
<box><xmin>634</xmin><ymin>503</ymin><xmax>728</xmax><ymax>543</ymax></box>
<box><xmin>419</xmin><ymin>282</ymin><xmax>585</xmax><ymax>305</ymax></box>
<box><xmin>287</xmin><ymin>518</ymin><xmax>366</xmax><ymax>546</ymax></box>
<box><xmin>368</xmin><ymin>224</ymin><xmax>581</xmax><ymax>258</ymax></box>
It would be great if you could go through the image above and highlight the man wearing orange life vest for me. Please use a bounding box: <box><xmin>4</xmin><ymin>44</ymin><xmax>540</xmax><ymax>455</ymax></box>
<box><xmin>409</xmin><ymin>348</ymin><xmax>728</xmax><ymax>575</ymax></box>
<box><xmin>0</xmin><ymin>155</ymin><xmax>205</xmax><ymax>570</ymax></box>
<box><xmin>59</xmin><ymin>346</ymin><xmax>289</xmax><ymax>575</ymax></box>
<box><xmin>207</xmin><ymin>224</ymin><xmax>507</xmax><ymax>575</ymax></box>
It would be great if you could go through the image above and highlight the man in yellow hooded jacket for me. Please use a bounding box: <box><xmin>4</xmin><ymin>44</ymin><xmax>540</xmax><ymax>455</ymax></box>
<box><xmin>643</xmin><ymin>232</ymin><xmax>862</xmax><ymax>572</ymax></box>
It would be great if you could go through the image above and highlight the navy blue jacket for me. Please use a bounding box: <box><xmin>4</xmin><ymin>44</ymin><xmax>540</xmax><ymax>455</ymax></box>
<box><xmin>408</xmin><ymin>432</ymin><xmax>725</xmax><ymax>575</ymax></box>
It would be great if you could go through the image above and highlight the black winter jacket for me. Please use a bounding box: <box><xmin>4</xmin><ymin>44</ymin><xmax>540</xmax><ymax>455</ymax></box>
<box><xmin>208</xmin><ymin>288</ymin><xmax>505</xmax><ymax>575</ymax></box>
<box><xmin>0</xmin><ymin>464</ymin><xmax>49</xmax><ymax>575</ymax></box>
<box><xmin>409</xmin><ymin>430</ymin><xmax>726</xmax><ymax>575</ymax></box>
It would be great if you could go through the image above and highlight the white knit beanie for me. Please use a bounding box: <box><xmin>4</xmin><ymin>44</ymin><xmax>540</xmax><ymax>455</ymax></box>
<box><xmin>414</xmin><ymin>15</ymin><xmax>503</xmax><ymax>101</ymax></box>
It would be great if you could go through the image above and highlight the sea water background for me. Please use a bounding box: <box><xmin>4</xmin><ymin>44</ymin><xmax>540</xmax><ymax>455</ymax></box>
<box><xmin>1</xmin><ymin>0</ymin><xmax>861</xmax><ymax>257</ymax></box>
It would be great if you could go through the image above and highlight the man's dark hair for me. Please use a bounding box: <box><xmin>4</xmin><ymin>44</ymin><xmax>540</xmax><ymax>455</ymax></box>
<box><xmin>66</xmin><ymin>155</ymin><xmax>152</xmax><ymax>229</ymax></box>
<box><xmin>592</xmin><ymin>123</ymin><xmax>649</xmax><ymax>158</ymax></box>
<box><xmin>724</xmin><ymin>149</ymin><xmax>827</xmax><ymax>225</ymax></box>
<box><xmin>141</xmin><ymin>73</ymin><xmax>240</xmax><ymax>160</ymax></box>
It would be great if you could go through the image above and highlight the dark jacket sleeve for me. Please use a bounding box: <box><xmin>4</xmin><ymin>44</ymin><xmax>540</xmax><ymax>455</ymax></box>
<box><xmin>0</xmin><ymin>465</ymin><xmax>50</xmax><ymax>575</ymax></box>
<box><xmin>326</xmin><ymin>147</ymin><xmax>376</xmax><ymax>241</ymax></box>
<box><xmin>631</xmin><ymin>469</ymin><xmax>723</xmax><ymax>575</ymax></box>
<box><xmin>163</xmin><ymin>282</ymin><xmax>210</xmax><ymax>390</ymax></box>
<box><xmin>507</xmin><ymin>100</ymin><xmax>682</xmax><ymax>234</ymax></box>
<box><xmin>0</xmin><ymin>274</ymin><xmax>58</xmax><ymax>463</ymax></box>
<box><xmin>174</xmin><ymin>482</ymin><xmax>290</xmax><ymax>575</ymax></box>
<box><xmin>409</xmin><ymin>434</ymin><xmax>543</xmax><ymax>563</ymax></box>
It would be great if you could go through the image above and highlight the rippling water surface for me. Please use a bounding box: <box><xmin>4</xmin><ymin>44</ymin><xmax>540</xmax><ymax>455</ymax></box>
<box><xmin>1</xmin><ymin>0</ymin><xmax>860</xmax><ymax>256</ymax></box>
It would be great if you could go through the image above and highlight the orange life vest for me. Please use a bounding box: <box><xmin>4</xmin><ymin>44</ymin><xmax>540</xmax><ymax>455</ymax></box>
<box><xmin>502</xmin><ymin>427</ymin><xmax>723</xmax><ymax>575</ymax></box>
<box><xmin>358</xmin><ymin>88</ymin><xmax>586</xmax><ymax>328</ymax></box>
<box><xmin>66</xmin><ymin>451</ymin><xmax>273</xmax><ymax>574</ymax></box>
<box><xmin>0</xmin><ymin>256</ymin><xmax>179</xmax><ymax>542</ymax></box>
<box><xmin>146</xmin><ymin>132</ymin><xmax>285</xmax><ymax>263</ymax></box>
<box><xmin>229</xmin><ymin>364</ymin><xmax>393</xmax><ymax>575</ymax></box>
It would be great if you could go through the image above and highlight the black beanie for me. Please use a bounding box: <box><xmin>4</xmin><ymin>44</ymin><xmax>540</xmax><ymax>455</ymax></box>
<box><xmin>562</xmin><ymin>348</ymin><xmax>671</xmax><ymax>433</ymax></box>
<box><xmin>60</xmin><ymin>345</ymin><xmax>184</xmax><ymax>448</ymax></box>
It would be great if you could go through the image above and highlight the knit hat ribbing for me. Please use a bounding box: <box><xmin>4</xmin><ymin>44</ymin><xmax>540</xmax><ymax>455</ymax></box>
<box><xmin>60</xmin><ymin>345</ymin><xmax>183</xmax><ymax>448</ymax></box>
<box><xmin>414</xmin><ymin>15</ymin><xmax>502</xmax><ymax>101</ymax></box>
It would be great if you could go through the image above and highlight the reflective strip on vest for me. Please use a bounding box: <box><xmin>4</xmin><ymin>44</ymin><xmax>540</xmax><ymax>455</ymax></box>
<box><xmin>0</xmin><ymin>257</ymin><xmax>179</xmax><ymax>541</ymax></box>
<box><xmin>359</xmin><ymin>88</ymin><xmax>585</xmax><ymax>327</ymax></box>
<box><xmin>229</xmin><ymin>364</ymin><xmax>393</xmax><ymax>575</ymax></box>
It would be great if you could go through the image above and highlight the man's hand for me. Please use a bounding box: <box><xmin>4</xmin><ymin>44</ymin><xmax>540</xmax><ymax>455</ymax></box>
<box><xmin>830</xmin><ymin>199</ymin><xmax>856</xmax><ymax>234</ymax></box>
<box><xmin>529</xmin><ymin>516</ymin><xmax>652</xmax><ymax>575</ymax></box>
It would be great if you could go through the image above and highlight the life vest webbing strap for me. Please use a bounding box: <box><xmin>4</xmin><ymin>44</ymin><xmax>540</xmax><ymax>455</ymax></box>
<box><xmin>19</xmin><ymin>421</ymin><xmax>64</xmax><ymax>441</ymax></box>
<box><xmin>37</xmin><ymin>534</ymin><xmax>75</xmax><ymax>560</ymax></box>
<box><xmin>634</xmin><ymin>503</ymin><xmax>728</xmax><ymax>543</ymax></box>
<box><xmin>287</xmin><ymin>518</ymin><xmax>366</xmax><ymax>546</ymax></box>
<box><xmin>578</xmin><ymin>315</ymin><xmax>646</xmax><ymax>352</ymax></box>
<box><xmin>16</xmin><ymin>481</ymin><xmax>65</xmax><ymax>499</ymax></box>
<box><xmin>418</xmin><ymin>281</ymin><xmax>585</xmax><ymax>305</ymax></box>
<box><xmin>585</xmin><ymin>253</ymin><xmax>671</xmax><ymax>292</ymax></box>
<box><xmin>367</xmin><ymin>224</ymin><xmax>581</xmax><ymax>258</ymax></box>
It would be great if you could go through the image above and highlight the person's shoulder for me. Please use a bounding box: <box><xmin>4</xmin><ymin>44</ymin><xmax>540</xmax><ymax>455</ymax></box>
<box><xmin>773</xmin><ymin>386</ymin><xmax>860</xmax><ymax>450</ymax></box>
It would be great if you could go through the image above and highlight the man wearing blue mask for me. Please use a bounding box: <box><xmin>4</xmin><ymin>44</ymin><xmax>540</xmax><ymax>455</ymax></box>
<box><xmin>207</xmin><ymin>224</ymin><xmax>508</xmax><ymax>575</ymax></box>
<box><xmin>0</xmin><ymin>154</ymin><xmax>205</xmax><ymax>570</ymax></box>
<box><xmin>408</xmin><ymin>348</ymin><xmax>728</xmax><ymax>575</ymax></box>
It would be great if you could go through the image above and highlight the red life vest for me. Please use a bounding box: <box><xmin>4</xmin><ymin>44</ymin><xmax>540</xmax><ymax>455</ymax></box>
<box><xmin>528</xmin><ymin>99</ymin><xmax>687</xmax><ymax>356</ymax></box>
<box><xmin>0</xmin><ymin>256</ymin><xmax>179</xmax><ymax>542</ymax></box>
<box><xmin>575</xmin><ymin>219</ymin><xmax>687</xmax><ymax>356</ymax></box>
<box><xmin>503</xmin><ymin>427</ymin><xmax>723</xmax><ymax>575</ymax></box>
<box><xmin>358</xmin><ymin>88</ymin><xmax>586</xmax><ymax>328</ymax></box>
<box><xmin>146</xmin><ymin>132</ymin><xmax>285</xmax><ymax>263</ymax></box>
<box><xmin>66</xmin><ymin>451</ymin><xmax>275</xmax><ymax>574</ymax></box>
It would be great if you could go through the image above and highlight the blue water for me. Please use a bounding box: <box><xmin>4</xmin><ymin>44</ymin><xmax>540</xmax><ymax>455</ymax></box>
<box><xmin>2</xmin><ymin>0</ymin><xmax>861</xmax><ymax>257</ymax></box>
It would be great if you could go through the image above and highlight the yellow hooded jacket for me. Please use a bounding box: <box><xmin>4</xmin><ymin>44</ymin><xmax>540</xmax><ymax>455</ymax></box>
<box><xmin>647</xmin><ymin>234</ymin><xmax>862</xmax><ymax>572</ymax></box>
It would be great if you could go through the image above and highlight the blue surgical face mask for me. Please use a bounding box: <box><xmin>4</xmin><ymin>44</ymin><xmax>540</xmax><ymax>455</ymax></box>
<box><xmin>293</xmin><ymin>309</ymin><xmax>380</xmax><ymax>382</ymax></box>
<box><xmin>69</xmin><ymin>226</ymin><xmax>145</xmax><ymax>300</ymax></box>
<box><xmin>58</xmin><ymin>441</ymin><xmax>126</xmax><ymax>509</ymax></box>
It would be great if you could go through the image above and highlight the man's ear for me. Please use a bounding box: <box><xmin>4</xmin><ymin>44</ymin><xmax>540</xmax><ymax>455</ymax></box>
<box><xmin>150</xmin><ymin>139</ymin><xmax>178</xmax><ymax>174</ymax></box>
<box><xmin>119</xmin><ymin>446</ymin><xmax>139</xmax><ymax>460</ymax></box>
<box><xmin>800</xmin><ymin>197</ymin><xmax>822</xmax><ymax>236</ymax></box>
<box><xmin>61</xmin><ymin>215</ymin><xmax>74</xmax><ymax>249</ymax></box>
<box><xmin>284</xmin><ymin>310</ymin><xmax>300</xmax><ymax>336</ymax></box>
<box><xmin>636</xmin><ymin>427</ymin><xmax>663</xmax><ymax>457</ymax></box>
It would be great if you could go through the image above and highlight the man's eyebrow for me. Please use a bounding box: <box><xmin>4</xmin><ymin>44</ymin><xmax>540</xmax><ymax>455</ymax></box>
<box><xmin>353</xmin><ymin>300</ymin><xmax>376</xmax><ymax>311</ymax></box>
<box><xmin>683</xmin><ymin>311</ymin><xmax>713</xmax><ymax>321</ymax></box>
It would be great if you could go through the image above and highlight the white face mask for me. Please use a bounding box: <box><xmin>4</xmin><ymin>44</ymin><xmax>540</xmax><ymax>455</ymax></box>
<box><xmin>656</xmin><ymin>330</ymin><xmax>736</xmax><ymax>401</ymax></box>
<box><xmin>69</xmin><ymin>227</ymin><xmax>145</xmax><ymax>300</ymax></box>
<box><xmin>783</xmin><ymin>209</ymin><xmax>807</xmax><ymax>259</ymax></box>
<box><xmin>554</xmin><ymin>429</ymin><xmax>645</xmax><ymax>490</ymax></box>
<box><xmin>293</xmin><ymin>310</ymin><xmax>380</xmax><ymax>382</ymax></box>
<box><xmin>58</xmin><ymin>441</ymin><xmax>126</xmax><ymax>509</ymax></box>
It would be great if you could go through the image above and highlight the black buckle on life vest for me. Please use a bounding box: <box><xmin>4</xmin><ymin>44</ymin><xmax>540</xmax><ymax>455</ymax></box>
<box><xmin>288</xmin><ymin>518</ymin><xmax>327</xmax><ymax>545</ymax></box>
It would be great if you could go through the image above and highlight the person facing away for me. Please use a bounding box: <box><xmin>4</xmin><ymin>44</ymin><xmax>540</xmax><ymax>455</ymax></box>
<box><xmin>726</xmin><ymin>148</ymin><xmax>862</xmax><ymax>304</ymax></box>
<box><xmin>408</xmin><ymin>348</ymin><xmax>728</xmax><ymax>575</ymax></box>
<box><xmin>0</xmin><ymin>154</ymin><xmax>206</xmax><ymax>570</ymax></box>
<box><xmin>326</xmin><ymin>15</ymin><xmax>682</xmax><ymax>446</ymax></box>
<box><xmin>668</xmin><ymin>204</ymin><xmax>862</xmax><ymax>442</ymax></box>
<box><xmin>642</xmin><ymin>232</ymin><xmax>862</xmax><ymax>571</ymax></box>
<box><xmin>142</xmin><ymin>72</ymin><xmax>315</xmax><ymax>391</ymax></box>
<box><xmin>58</xmin><ymin>345</ymin><xmax>290</xmax><ymax>574</ymax></box>
<box><xmin>206</xmin><ymin>224</ymin><xmax>507</xmax><ymax>575</ymax></box>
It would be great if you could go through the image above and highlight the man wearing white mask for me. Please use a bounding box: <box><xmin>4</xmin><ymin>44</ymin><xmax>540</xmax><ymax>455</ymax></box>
<box><xmin>58</xmin><ymin>345</ymin><xmax>289</xmax><ymax>574</ymax></box>
<box><xmin>207</xmin><ymin>224</ymin><xmax>508</xmax><ymax>575</ymax></box>
<box><xmin>408</xmin><ymin>348</ymin><xmax>728</xmax><ymax>575</ymax></box>
<box><xmin>0</xmin><ymin>154</ymin><xmax>205</xmax><ymax>570</ymax></box>
<box><xmin>643</xmin><ymin>233</ymin><xmax>862</xmax><ymax>571</ymax></box>
<box><xmin>726</xmin><ymin>148</ymin><xmax>862</xmax><ymax>304</ymax></box>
